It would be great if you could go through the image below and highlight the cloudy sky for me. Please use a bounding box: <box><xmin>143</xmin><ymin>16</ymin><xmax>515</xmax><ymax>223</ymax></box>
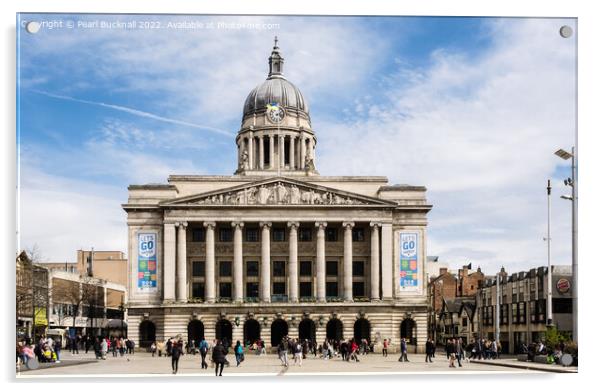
<box><xmin>17</xmin><ymin>14</ymin><xmax>576</xmax><ymax>275</ymax></box>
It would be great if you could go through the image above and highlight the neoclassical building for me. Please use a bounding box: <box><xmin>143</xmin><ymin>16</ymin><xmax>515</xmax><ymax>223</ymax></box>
<box><xmin>124</xmin><ymin>39</ymin><xmax>432</xmax><ymax>352</ymax></box>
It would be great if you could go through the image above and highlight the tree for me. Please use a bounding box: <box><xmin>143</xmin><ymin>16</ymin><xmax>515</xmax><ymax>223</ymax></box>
<box><xmin>52</xmin><ymin>275</ymin><xmax>101</xmax><ymax>332</ymax></box>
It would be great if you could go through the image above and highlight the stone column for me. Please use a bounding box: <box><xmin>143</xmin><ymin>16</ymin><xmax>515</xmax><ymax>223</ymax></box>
<box><xmin>176</xmin><ymin>222</ymin><xmax>188</xmax><ymax>302</ymax></box>
<box><xmin>381</xmin><ymin>223</ymin><xmax>393</xmax><ymax>300</ymax></box>
<box><xmin>260</xmin><ymin>221</ymin><xmax>272</xmax><ymax>303</ymax></box>
<box><xmin>258</xmin><ymin>135</ymin><xmax>264</xmax><ymax>169</ymax></box>
<box><xmin>248</xmin><ymin>132</ymin><xmax>254</xmax><ymax>170</ymax></box>
<box><xmin>289</xmin><ymin>136</ymin><xmax>295</xmax><ymax>169</ymax></box>
<box><xmin>203</xmin><ymin>221</ymin><xmax>216</xmax><ymax>303</ymax></box>
<box><xmin>300</xmin><ymin>137</ymin><xmax>306</xmax><ymax>169</ymax></box>
<box><xmin>269</xmin><ymin>135</ymin><xmax>275</xmax><ymax>169</ymax></box>
<box><xmin>343</xmin><ymin>221</ymin><xmax>355</xmax><ymax>302</ymax></box>
<box><xmin>279</xmin><ymin>135</ymin><xmax>285</xmax><ymax>169</ymax></box>
<box><xmin>232</xmin><ymin>221</ymin><xmax>244</xmax><ymax>303</ymax></box>
<box><xmin>163</xmin><ymin>223</ymin><xmax>176</xmax><ymax>302</ymax></box>
<box><xmin>370</xmin><ymin>222</ymin><xmax>381</xmax><ymax>301</ymax></box>
<box><xmin>315</xmin><ymin>222</ymin><xmax>327</xmax><ymax>302</ymax></box>
<box><xmin>287</xmin><ymin>221</ymin><xmax>300</xmax><ymax>302</ymax></box>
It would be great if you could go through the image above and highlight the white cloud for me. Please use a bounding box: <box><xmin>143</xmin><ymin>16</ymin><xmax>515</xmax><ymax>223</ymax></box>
<box><xmin>316</xmin><ymin>18</ymin><xmax>576</xmax><ymax>275</ymax></box>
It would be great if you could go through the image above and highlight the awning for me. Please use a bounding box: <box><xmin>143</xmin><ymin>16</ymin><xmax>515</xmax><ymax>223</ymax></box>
<box><xmin>102</xmin><ymin>319</ymin><xmax>128</xmax><ymax>329</ymax></box>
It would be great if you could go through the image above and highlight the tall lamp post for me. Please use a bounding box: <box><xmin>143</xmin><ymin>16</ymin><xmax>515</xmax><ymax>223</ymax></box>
<box><xmin>545</xmin><ymin>179</ymin><xmax>553</xmax><ymax>327</ymax></box>
<box><xmin>554</xmin><ymin>147</ymin><xmax>577</xmax><ymax>343</ymax></box>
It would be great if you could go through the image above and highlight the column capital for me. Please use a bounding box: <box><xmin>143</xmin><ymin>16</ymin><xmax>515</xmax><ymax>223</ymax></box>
<box><xmin>370</xmin><ymin>221</ymin><xmax>382</xmax><ymax>228</ymax></box>
<box><xmin>315</xmin><ymin>221</ymin><xmax>328</xmax><ymax>229</ymax></box>
<box><xmin>231</xmin><ymin>221</ymin><xmax>245</xmax><ymax>229</ymax></box>
<box><xmin>287</xmin><ymin>221</ymin><xmax>300</xmax><ymax>229</ymax></box>
<box><xmin>203</xmin><ymin>221</ymin><xmax>216</xmax><ymax>229</ymax></box>
<box><xmin>259</xmin><ymin>221</ymin><xmax>272</xmax><ymax>228</ymax></box>
<box><xmin>342</xmin><ymin>221</ymin><xmax>355</xmax><ymax>229</ymax></box>
<box><xmin>175</xmin><ymin>221</ymin><xmax>188</xmax><ymax>228</ymax></box>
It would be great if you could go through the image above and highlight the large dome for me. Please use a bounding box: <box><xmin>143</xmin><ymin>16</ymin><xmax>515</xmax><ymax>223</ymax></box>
<box><xmin>243</xmin><ymin>77</ymin><xmax>309</xmax><ymax>119</ymax></box>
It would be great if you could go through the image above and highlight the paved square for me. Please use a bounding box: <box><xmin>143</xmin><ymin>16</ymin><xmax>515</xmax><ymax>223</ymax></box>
<box><xmin>18</xmin><ymin>351</ymin><xmax>534</xmax><ymax>377</ymax></box>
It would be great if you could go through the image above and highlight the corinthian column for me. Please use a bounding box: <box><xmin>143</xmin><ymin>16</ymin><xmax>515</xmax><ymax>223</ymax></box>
<box><xmin>163</xmin><ymin>223</ymin><xmax>176</xmax><ymax>302</ymax></box>
<box><xmin>232</xmin><ymin>221</ymin><xmax>244</xmax><ymax>302</ymax></box>
<box><xmin>260</xmin><ymin>221</ymin><xmax>272</xmax><ymax>303</ymax></box>
<box><xmin>370</xmin><ymin>222</ymin><xmax>382</xmax><ymax>301</ymax></box>
<box><xmin>315</xmin><ymin>222</ymin><xmax>327</xmax><ymax>303</ymax></box>
<box><xmin>289</xmin><ymin>136</ymin><xmax>295</xmax><ymax>169</ymax></box>
<box><xmin>279</xmin><ymin>135</ymin><xmax>285</xmax><ymax>169</ymax></box>
<box><xmin>258</xmin><ymin>135</ymin><xmax>264</xmax><ymax>169</ymax></box>
<box><xmin>300</xmin><ymin>137</ymin><xmax>306</xmax><ymax>169</ymax></box>
<box><xmin>288</xmin><ymin>222</ymin><xmax>300</xmax><ymax>302</ymax></box>
<box><xmin>343</xmin><ymin>221</ymin><xmax>355</xmax><ymax>302</ymax></box>
<box><xmin>176</xmin><ymin>222</ymin><xmax>188</xmax><ymax>302</ymax></box>
<box><xmin>204</xmin><ymin>221</ymin><xmax>216</xmax><ymax>303</ymax></box>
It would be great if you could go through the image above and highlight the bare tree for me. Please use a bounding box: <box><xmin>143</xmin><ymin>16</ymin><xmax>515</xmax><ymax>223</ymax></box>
<box><xmin>52</xmin><ymin>275</ymin><xmax>100</xmax><ymax>331</ymax></box>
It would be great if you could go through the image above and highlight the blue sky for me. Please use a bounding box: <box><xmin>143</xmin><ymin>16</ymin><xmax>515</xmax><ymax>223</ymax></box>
<box><xmin>17</xmin><ymin>14</ymin><xmax>576</xmax><ymax>275</ymax></box>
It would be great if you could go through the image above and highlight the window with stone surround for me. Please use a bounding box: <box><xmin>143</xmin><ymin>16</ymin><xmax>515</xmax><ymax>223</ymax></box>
<box><xmin>245</xmin><ymin>228</ymin><xmax>259</xmax><ymax>242</ymax></box>
<box><xmin>246</xmin><ymin>261</ymin><xmax>259</xmax><ymax>277</ymax></box>
<box><xmin>192</xmin><ymin>261</ymin><xmax>205</xmax><ymax>277</ymax></box>
<box><xmin>352</xmin><ymin>260</ymin><xmax>365</xmax><ymax>276</ymax></box>
<box><xmin>352</xmin><ymin>227</ymin><xmax>365</xmax><ymax>242</ymax></box>
<box><xmin>219</xmin><ymin>282</ymin><xmax>231</xmax><ymax>299</ymax></box>
<box><xmin>219</xmin><ymin>227</ymin><xmax>233</xmax><ymax>242</ymax></box>
<box><xmin>300</xmin><ymin>261</ymin><xmax>312</xmax><ymax>276</ymax></box>
<box><xmin>192</xmin><ymin>228</ymin><xmax>205</xmax><ymax>242</ymax></box>
<box><xmin>326</xmin><ymin>261</ymin><xmax>338</xmax><ymax>276</ymax></box>
<box><xmin>299</xmin><ymin>227</ymin><xmax>312</xmax><ymax>242</ymax></box>
<box><xmin>326</xmin><ymin>227</ymin><xmax>338</xmax><ymax>242</ymax></box>
<box><xmin>219</xmin><ymin>261</ymin><xmax>232</xmax><ymax>277</ymax></box>
<box><xmin>192</xmin><ymin>282</ymin><xmax>204</xmax><ymax>299</ymax></box>
<box><xmin>352</xmin><ymin>281</ymin><xmax>365</xmax><ymax>297</ymax></box>
<box><xmin>326</xmin><ymin>281</ymin><xmax>338</xmax><ymax>297</ymax></box>
<box><xmin>300</xmin><ymin>282</ymin><xmax>312</xmax><ymax>297</ymax></box>
<box><xmin>273</xmin><ymin>227</ymin><xmax>286</xmax><ymax>242</ymax></box>
<box><xmin>273</xmin><ymin>261</ymin><xmax>286</xmax><ymax>277</ymax></box>
<box><xmin>246</xmin><ymin>282</ymin><xmax>259</xmax><ymax>298</ymax></box>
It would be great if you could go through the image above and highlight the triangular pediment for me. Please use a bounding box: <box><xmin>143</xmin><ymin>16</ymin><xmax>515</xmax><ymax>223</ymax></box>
<box><xmin>161</xmin><ymin>177</ymin><xmax>396</xmax><ymax>207</ymax></box>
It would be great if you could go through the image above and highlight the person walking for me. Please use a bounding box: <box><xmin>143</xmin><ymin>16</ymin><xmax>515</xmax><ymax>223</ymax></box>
<box><xmin>278</xmin><ymin>338</ymin><xmax>289</xmax><ymax>367</ymax></box>
<box><xmin>398</xmin><ymin>338</ymin><xmax>409</xmax><ymax>362</ymax></box>
<box><xmin>447</xmin><ymin>339</ymin><xmax>456</xmax><ymax>368</ymax></box>
<box><xmin>293</xmin><ymin>339</ymin><xmax>303</xmax><ymax>366</ymax></box>
<box><xmin>383</xmin><ymin>338</ymin><xmax>389</xmax><ymax>357</ymax></box>
<box><xmin>171</xmin><ymin>339</ymin><xmax>183</xmax><ymax>374</ymax></box>
<box><xmin>425</xmin><ymin>339</ymin><xmax>434</xmax><ymax>363</ymax></box>
<box><xmin>151</xmin><ymin>341</ymin><xmax>157</xmax><ymax>357</ymax></box>
<box><xmin>212</xmin><ymin>340</ymin><xmax>228</xmax><ymax>376</ymax></box>
<box><xmin>199</xmin><ymin>338</ymin><xmax>209</xmax><ymax>369</ymax></box>
<box><xmin>100</xmin><ymin>338</ymin><xmax>108</xmax><ymax>360</ymax></box>
<box><xmin>234</xmin><ymin>340</ymin><xmax>244</xmax><ymax>367</ymax></box>
<box><xmin>456</xmin><ymin>338</ymin><xmax>464</xmax><ymax>367</ymax></box>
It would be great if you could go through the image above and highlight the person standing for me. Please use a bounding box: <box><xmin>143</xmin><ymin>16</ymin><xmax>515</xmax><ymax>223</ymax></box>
<box><xmin>398</xmin><ymin>338</ymin><xmax>409</xmax><ymax>362</ymax></box>
<box><xmin>382</xmin><ymin>339</ymin><xmax>389</xmax><ymax>357</ymax></box>
<box><xmin>293</xmin><ymin>339</ymin><xmax>303</xmax><ymax>366</ymax></box>
<box><xmin>171</xmin><ymin>339</ymin><xmax>183</xmax><ymax>374</ymax></box>
<box><xmin>212</xmin><ymin>340</ymin><xmax>228</xmax><ymax>376</ymax></box>
<box><xmin>199</xmin><ymin>338</ymin><xmax>209</xmax><ymax>369</ymax></box>
<box><xmin>53</xmin><ymin>337</ymin><xmax>61</xmax><ymax>363</ymax></box>
<box><xmin>278</xmin><ymin>338</ymin><xmax>289</xmax><ymax>367</ymax></box>
<box><xmin>447</xmin><ymin>339</ymin><xmax>456</xmax><ymax>368</ymax></box>
<box><xmin>101</xmin><ymin>338</ymin><xmax>108</xmax><ymax>360</ymax></box>
<box><xmin>234</xmin><ymin>340</ymin><xmax>244</xmax><ymax>367</ymax></box>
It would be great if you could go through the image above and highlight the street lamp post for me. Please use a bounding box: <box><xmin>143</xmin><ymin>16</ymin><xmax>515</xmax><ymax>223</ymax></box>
<box><xmin>555</xmin><ymin>147</ymin><xmax>577</xmax><ymax>343</ymax></box>
<box><xmin>545</xmin><ymin>179</ymin><xmax>554</xmax><ymax>327</ymax></box>
<box><xmin>495</xmin><ymin>273</ymin><xmax>500</xmax><ymax>343</ymax></box>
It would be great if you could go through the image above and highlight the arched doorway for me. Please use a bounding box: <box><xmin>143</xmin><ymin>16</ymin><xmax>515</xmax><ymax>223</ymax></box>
<box><xmin>243</xmin><ymin>319</ymin><xmax>261</xmax><ymax>345</ymax></box>
<box><xmin>139</xmin><ymin>320</ymin><xmax>156</xmax><ymax>348</ymax></box>
<box><xmin>216</xmin><ymin>319</ymin><xmax>233</xmax><ymax>346</ymax></box>
<box><xmin>354</xmin><ymin>318</ymin><xmax>371</xmax><ymax>343</ymax></box>
<box><xmin>270</xmin><ymin>319</ymin><xmax>289</xmax><ymax>347</ymax></box>
<box><xmin>188</xmin><ymin>320</ymin><xmax>204</xmax><ymax>344</ymax></box>
<box><xmin>298</xmin><ymin>319</ymin><xmax>316</xmax><ymax>342</ymax></box>
<box><xmin>326</xmin><ymin>318</ymin><xmax>343</xmax><ymax>341</ymax></box>
<box><xmin>400</xmin><ymin>318</ymin><xmax>417</xmax><ymax>345</ymax></box>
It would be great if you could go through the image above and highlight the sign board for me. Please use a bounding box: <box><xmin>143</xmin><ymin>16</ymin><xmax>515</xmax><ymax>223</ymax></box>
<box><xmin>34</xmin><ymin>307</ymin><xmax>48</xmax><ymax>326</ymax></box>
<box><xmin>556</xmin><ymin>278</ymin><xmax>571</xmax><ymax>294</ymax></box>
<box><xmin>400</xmin><ymin>232</ymin><xmax>419</xmax><ymax>289</ymax></box>
<box><xmin>138</xmin><ymin>233</ymin><xmax>157</xmax><ymax>291</ymax></box>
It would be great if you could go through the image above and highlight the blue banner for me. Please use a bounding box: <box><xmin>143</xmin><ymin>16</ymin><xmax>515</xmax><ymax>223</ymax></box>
<box><xmin>138</xmin><ymin>233</ymin><xmax>157</xmax><ymax>290</ymax></box>
<box><xmin>400</xmin><ymin>233</ymin><xmax>418</xmax><ymax>288</ymax></box>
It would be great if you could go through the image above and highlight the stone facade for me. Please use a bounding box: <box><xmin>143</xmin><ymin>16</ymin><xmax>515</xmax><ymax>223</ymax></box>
<box><xmin>123</xmin><ymin>39</ymin><xmax>432</xmax><ymax>353</ymax></box>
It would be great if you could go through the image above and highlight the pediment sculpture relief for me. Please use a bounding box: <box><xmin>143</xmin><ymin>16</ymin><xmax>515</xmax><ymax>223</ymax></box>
<box><xmin>195</xmin><ymin>182</ymin><xmax>368</xmax><ymax>206</ymax></box>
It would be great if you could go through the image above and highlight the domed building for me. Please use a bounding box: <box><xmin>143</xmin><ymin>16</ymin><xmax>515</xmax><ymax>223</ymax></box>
<box><xmin>123</xmin><ymin>38</ymin><xmax>432</xmax><ymax>353</ymax></box>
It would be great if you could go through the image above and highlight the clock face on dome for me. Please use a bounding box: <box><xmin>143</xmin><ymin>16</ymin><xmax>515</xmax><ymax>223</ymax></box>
<box><xmin>267</xmin><ymin>106</ymin><xmax>285</xmax><ymax>123</ymax></box>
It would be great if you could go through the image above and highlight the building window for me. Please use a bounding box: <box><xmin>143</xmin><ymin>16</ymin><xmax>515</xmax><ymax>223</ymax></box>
<box><xmin>219</xmin><ymin>228</ymin><xmax>233</xmax><ymax>242</ymax></box>
<box><xmin>246</xmin><ymin>282</ymin><xmax>259</xmax><ymax>298</ymax></box>
<box><xmin>273</xmin><ymin>261</ymin><xmax>286</xmax><ymax>277</ymax></box>
<box><xmin>326</xmin><ymin>261</ymin><xmax>338</xmax><ymax>276</ymax></box>
<box><xmin>273</xmin><ymin>282</ymin><xmax>286</xmax><ymax>296</ymax></box>
<box><xmin>519</xmin><ymin>302</ymin><xmax>526</xmax><ymax>324</ymax></box>
<box><xmin>192</xmin><ymin>261</ymin><xmax>205</xmax><ymax>277</ymax></box>
<box><xmin>352</xmin><ymin>228</ymin><xmax>365</xmax><ymax>242</ymax></box>
<box><xmin>246</xmin><ymin>261</ymin><xmax>259</xmax><ymax>277</ymax></box>
<box><xmin>300</xmin><ymin>282</ymin><xmax>312</xmax><ymax>298</ymax></box>
<box><xmin>530</xmin><ymin>301</ymin><xmax>537</xmax><ymax>323</ymax></box>
<box><xmin>462</xmin><ymin>317</ymin><xmax>468</xmax><ymax>327</ymax></box>
<box><xmin>245</xmin><ymin>228</ymin><xmax>259</xmax><ymax>242</ymax></box>
<box><xmin>352</xmin><ymin>281</ymin><xmax>365</xmax><ymax>297</ymax></box>
<box><xmin>552</xmin><ymin>298</ymin><xmax>572</xmax><ymax>314</ymax></box>
<box><xmin>512</xmin><ymin>303</ymin><xmax>518</xmax><ymax>324</ymax></box>
<box><xmin>192</xmin><ymin>228</ymin><xmax>205</xmax><ymax>242</ymax></box>
<box><xmin>219</xmin><ymin>261</ymin><xmax>232</xmax><ymax>277</ymax></box>
<box><xmin>219</xmin><ymin>282</ymin><xmax>231</xmax><ymax>299</ymax></box>
<box><xmin>352</xmin><ymin>261</ymin><xmax>365</xmax><ymax>276</ymax></box>
<box><xmin>300</xmin><ymin>261</ymin><xmax>312</xmax><ymax>276</ymax></box>
<box><xmin>192</xmin><ymin>282</ymin><xmax>204</xmax><ymax>299</ymax></box>
<box><xmin>326</xmin><ymin>227</ymin><xmax>338</xmax><ymax>242</ymax></box>
<box><xmin>299</xmin><ymin>227</ymin><xmax>312</xmax><ymax>242</ymax></box>
<box><xmin>273</xmin><ymin>227</ymin><xmax>286</xmax><ymax>242</ymax></box>
<box><xmin>326</xmin><ymin>282</ymin><xmax>338</xmax><ymax>297</ymax></box>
